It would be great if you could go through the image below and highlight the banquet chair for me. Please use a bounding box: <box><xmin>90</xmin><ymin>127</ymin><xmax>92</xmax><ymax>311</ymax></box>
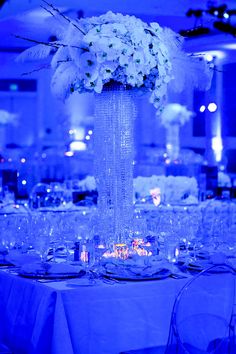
<box><xmin>121</xmin><ymin>264</ymin><xmax>236</xmax><ymax>354</ymax></box>
<box><xmin>0</xmin><ymin>344</ymin><xmax>12</xmax><ymax>354</ymax></box>
<box><xmin>165</xmin><ymin>263</ymin><xmax>236</xmax><ymax>354</ymax></box>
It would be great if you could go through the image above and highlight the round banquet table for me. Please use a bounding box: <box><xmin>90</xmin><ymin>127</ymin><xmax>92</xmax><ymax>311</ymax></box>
<box><xmin>0</xmin><ymin>268</ymin><xmax>190</xmax><ymax>354</ymax></box>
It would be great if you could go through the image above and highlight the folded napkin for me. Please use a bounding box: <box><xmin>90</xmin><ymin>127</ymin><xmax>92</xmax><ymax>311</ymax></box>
<box><xmin>127</xmin><ymin>265</ymin><xmax>170</xmax><ymax>277</ymax></box>
<box><xmin>6</xmin><ymin>251</ymin><xmax>41</xmax><ymax>266</ymax></box>
<box><xmin>104</xmin><ymin>258</ymin><xmax>171</xmax><ymax>278</ymax></box>
<box><xmin>102</xmin><ymin>254</ymin><xmax>163</xmax><ymax>267</ymax></box>
<box><xmin>21</xmin><ymin>262</ymin><xmax>83</xmax><ymax>275</ymax></box>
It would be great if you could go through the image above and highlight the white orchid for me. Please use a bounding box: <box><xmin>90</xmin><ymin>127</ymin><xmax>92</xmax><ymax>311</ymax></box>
<box><xmin>99</xmin><ymin>61</ymin><xmax>117</xmax><ymax>80</ymax></box>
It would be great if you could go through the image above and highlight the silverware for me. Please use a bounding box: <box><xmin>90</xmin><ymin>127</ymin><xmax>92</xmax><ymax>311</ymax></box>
<box><xmin>37</xmin><ymin>278</ymin><xmax>67</xmax><ymax>283</ymax></box>
<box><xmin>170</xmin><ymin>273</ymin><xmax>188</xmax><ymax>279</ymax></box>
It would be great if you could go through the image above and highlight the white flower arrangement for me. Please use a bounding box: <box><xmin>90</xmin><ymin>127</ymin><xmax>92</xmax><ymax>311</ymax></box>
<box><xmin>17</xmin><ymin>2</ymin><xmax>212</xmax><ymax>114</ymax></box>
<box><xmin>133</xmin><ymin>175</ymin><xmax>199</xmax><ymax>204</ymax></box>
<box><xmin>77</xmin><ymin>174</ymin><xmax>198</xmax><ymax>204</ymax></box>
<box><xmin>218</xmin><ymin>171</ymin><xmax>231</xmax><ymax>188</ymax></box>
<box><xmin>160</xmin><ymin>103</ymin><xmax>194</xmax><ymax>127</ymax></box>
<box><xmin>0</xmin><ymin>110</ymin><xmax>18</xmax><ymax>125</ymax></box>
<box><xmin>78</xmin><ymin>175</ymin><xmax>96</xmax><ymax>191</ymax></box>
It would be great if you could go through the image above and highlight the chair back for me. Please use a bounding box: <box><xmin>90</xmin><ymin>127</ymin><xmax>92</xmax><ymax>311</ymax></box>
<box><xmin>165</xmin><ymin>264</ymin><xmax>236</xmax><ymax>354</ymax></box>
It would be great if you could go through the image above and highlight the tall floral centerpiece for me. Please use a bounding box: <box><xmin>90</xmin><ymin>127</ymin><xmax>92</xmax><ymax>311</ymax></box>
<box><xmin>18</xmin><ymin>2</ymin><xmax>212</xmax><ymax>242</ymax></box>
<box><xmin>160</xmin><ymin>104</ymin><xmax>194</xmax><ymax>161</ymax></box>
<box><xmin>0</xmin><ymin>110</ymin><xmax>18</xmax><ymax>152</ymax></box>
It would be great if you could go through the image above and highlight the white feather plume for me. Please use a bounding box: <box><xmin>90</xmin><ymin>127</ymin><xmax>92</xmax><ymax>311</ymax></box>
<box><xmin>50</xmin><ymin>61</ymin><xmax>79</xmax><ymax>100</ymax></box>
<box><xmin>16</xmin><ymin>44</ymin><xmax>52</xmax><ymax>62</ymax></box>
<box><xmin>170</xmin><ymin>53</ymin><xmax>213</xmax><ymax>93</ymax></box>
<box><xmin>161</xmin><ymin>27</ymin><xmax>213</xmax><ymax>93</ymax></box>
<box><xmin>51</xmin><ymin>46</ymin><xmax>69</xmax><ymax>70</ymax></box>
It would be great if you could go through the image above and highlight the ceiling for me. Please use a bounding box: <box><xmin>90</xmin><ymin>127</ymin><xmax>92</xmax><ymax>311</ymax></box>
<box><xmin>1</xmin><ymin>0</ymin><xmax>236</xmax><ymax>63</ymax></box>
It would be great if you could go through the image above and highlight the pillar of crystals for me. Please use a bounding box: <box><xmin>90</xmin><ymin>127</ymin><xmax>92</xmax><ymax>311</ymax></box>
<box><xmin>94</xmin><ymin>82</ymin><xmax>136</xmax><ymax>243</ymax></box>
<box><xmin>166</xmin><ymin>124</ymin><xmax>180</xmax><ymax>161</ymax></box>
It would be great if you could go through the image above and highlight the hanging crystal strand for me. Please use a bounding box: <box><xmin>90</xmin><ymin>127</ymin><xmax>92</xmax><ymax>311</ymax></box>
<box><xmin>94</xmin><ymin>82</ymin><xmax>136</xmax><ymax>243</ymax></box>
<box><xmin>166</xmin><ymin>124</ymin><xmax>180</xmax><ymax>161</ymax></box>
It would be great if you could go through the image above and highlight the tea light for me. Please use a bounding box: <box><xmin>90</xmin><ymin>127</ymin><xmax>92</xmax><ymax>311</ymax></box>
<box><xmin>136</xmin><ymin>247</ymin><xmax>152</xmax><ymax>257</ymax></box>
<box><xmin>102</xmin><ymin>250</ymin><xmax>116</xmax><ymax>258</ymax></box>
<box><xmin>80</xmin><ymin>245</ymin><xmax>89</xmax><ymax>263</ymax></box>
<box><xmin>150</xmin><ymin>187</ymin><xmax>161</xmax><ymax>206</ymax></box>
<box><xmin>131</xmin><ymin>238</ymin><xmax>153</xmax><ymax>257</ymax></box>
<box><xmin>132</xmin><ymin>238</ymin><xmax>144</xmax><ymax>248</ymax></box>
<box><xmin>175</xmin><ymin>247</ymin><xmax>180</xmax><ymax>258</ymax></box>
<box><xmin>114</xmin><ymin>243</ymin><xmax>129</xmax><ymax>259</ymax></box>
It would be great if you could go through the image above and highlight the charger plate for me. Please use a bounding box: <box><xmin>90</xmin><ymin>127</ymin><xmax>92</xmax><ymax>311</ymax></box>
<box><xmin>0</xmin><ymin>260</ymin><xmax>14</xmax><ymax>267</ymax></box>
<box><xmin>178</xmin><ymin>260</ymin><xmax>231</xmax><ymax>274</ymax></box>
<box><xmin>18</xmin><ymin>269</ymin><xmax>85</xmax><ymax>280</ymax></box>
<box><xmin>103</xmin><ymin>267</ymin><xmax>171</xmax><ymax>281</ymax></box>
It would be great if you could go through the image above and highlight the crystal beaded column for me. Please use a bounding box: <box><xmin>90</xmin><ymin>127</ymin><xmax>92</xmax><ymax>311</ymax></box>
<box><xmin>166</xmin><ymin>124</ymin><xmax>180</xmax><ymax>161</ymax></box>
<box><xmin>94</xmin><ymin>83</ymin><xmax>136</xmax><ymax>243</ymax></box>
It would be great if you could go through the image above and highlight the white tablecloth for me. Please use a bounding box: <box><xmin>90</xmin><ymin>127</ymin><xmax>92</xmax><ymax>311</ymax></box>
<box><xmin>0</xmin><ymin>269</ymin><xmax>189</xmax><ymax>354</ymax></box>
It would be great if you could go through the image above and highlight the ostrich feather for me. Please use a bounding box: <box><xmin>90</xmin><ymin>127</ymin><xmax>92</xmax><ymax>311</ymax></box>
<box><xmin>50</xmin><ymin>61</ymin><xmax>79</xmax><ymax>100</ymax></box>
<box><xmin>16</xmin><ymin>44</ymin><xmax>52</xmax><ymax>62</ymax></box>
<box><xmin>161</xmin><ymin>27</ymin><xmax>213</xmax><ymax>93</ymax></box>
<box><xmin>44</xmin><ymin>11</ymin><xmax>71</xmax><ymax>41</ymax></box>
<box><xmin>170</xmin><ymin>53</ymin><xmax>213</xmax><ymax>93</ymax></box>
<box><xmin>51</xmin><ymin>46</ymin><xmax>69</xmax><ymax>70</ymax></box>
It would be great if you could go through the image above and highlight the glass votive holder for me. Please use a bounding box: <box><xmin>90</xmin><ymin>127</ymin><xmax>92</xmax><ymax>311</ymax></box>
<box><xmin>80</xmin><ymin>245</ymin><xmax>90</xmax><ymax>263</ymax></box>
<box><xmin>74</xmin><ymin>238</ymin><xmax>95</xmax><ymax>267</ymax></box>
<box><xmin>114</xmin><ymin>243</ymin><xmax>129</xmax><ymax>260</ymax></box>
<box><xmin>164</xmin><ymin>235</ymin><xmax>180</xmax><ymax>263</ymax></box>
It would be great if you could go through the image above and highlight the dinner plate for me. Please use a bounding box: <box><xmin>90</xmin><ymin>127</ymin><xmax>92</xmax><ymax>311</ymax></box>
<box><xmin>182</xmin><ymin>262</ymin><xmax>230</xmax><ymax>274</ymax></box>
<box><xmin>195</xmin><ymin>251</ymin><xmax>210</xmax><ymax>260</ymax></box>
<box><xmin>177</xmin><ymin>259</ymin><xmax>209</xmax><ymax>273</ymax></box>
<box><xmin>18</xmin><ymin>269</ymin><xmax>85</xmax><ymax>280</ymax></box>
<box><xmin>187</xmin><ymin>262</ymin><xmax>209</xmax><ymax>272</ymax></box>
<box><xmin>103</xmin><ymin>268</ymin><xmax>171</xmax><ymax>281</ymax></box>
<box><xmin>0</xmin><ymin>260</ymin><xmax>14</xmax><ymax>267</ymax></box>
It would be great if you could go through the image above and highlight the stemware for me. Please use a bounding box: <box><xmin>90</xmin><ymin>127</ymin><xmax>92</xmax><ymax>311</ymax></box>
<box><xmin>0</xmin><ymin>214</ymin><xmax>18</xmax><ymax>261</ymax></box>
<box><xmin>29</xmin><ymin>212</ymin><xmax>51</xmax><ymax>262</ymax></box>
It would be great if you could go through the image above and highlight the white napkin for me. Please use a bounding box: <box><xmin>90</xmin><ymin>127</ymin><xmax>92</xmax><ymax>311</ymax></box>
<box><xmin>6</xmin><ymin>251</ymin><xmax>41</xmax><ymax>266</ymax></box>
<box><xmin>104</xmin><ymin>256</ymin><xmax>170</xmax><ymax>277</ymax></box>
<box><xmin>21</xmin><ymin>262</ymin><xmax>83</xmax><ymax>275</ymax></box>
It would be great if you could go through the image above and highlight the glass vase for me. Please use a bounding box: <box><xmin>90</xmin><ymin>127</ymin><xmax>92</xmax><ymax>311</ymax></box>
<box><xmin>94</xmin><ymin>82</ymin><xmax>137</xmax><ymax>243</ymax></box>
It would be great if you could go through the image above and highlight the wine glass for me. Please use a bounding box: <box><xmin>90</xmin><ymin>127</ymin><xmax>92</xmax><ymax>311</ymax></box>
<box><xmin>29</xmin><ymin>212</ymin><xmax>51</xmax><ymax>263</ymax></box>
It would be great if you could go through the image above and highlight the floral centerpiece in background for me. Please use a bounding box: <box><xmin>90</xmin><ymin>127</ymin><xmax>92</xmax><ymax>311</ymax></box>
<box><xmin>0</xmin><ymin>110</ymin><xmax>18</xmax><ymax>125</ymax></box>
<box><xmin>0</xmin><ymin>110</ymin><xmax>18</xmax><ymax>152</ymax></box>
<box><xmin>18</xmin><ymin>2</ymin><xmax>212</xmax><ymax>243</ymax></box>
<box><xmin>160</xmin><ymin>104</ymin><xmax>193</xmax><ymax>127</ymax></box>
<box><xmin>160</xmin><ymin>103</ymin><xmax>194</xmax><ymax>161</ymax></box>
